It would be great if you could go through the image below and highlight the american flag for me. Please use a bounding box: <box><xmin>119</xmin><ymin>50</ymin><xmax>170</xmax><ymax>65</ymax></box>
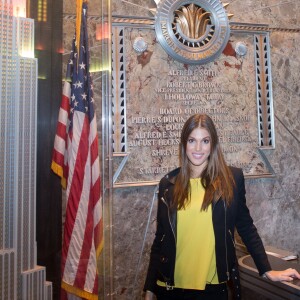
<box><xmin>51</xmin><ymin>2</ymin><xmax>103</xmax><ymax>299</ymax></box>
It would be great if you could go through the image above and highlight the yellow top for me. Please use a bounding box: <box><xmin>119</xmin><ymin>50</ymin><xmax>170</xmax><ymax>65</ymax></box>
<box><xmin>158</xmin><ymin>178</ymin><xmax>219</xmax><ymax>289</ymax></box>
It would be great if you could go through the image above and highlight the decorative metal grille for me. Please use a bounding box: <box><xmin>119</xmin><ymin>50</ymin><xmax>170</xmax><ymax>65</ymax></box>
<box><xmin>111</xmin><ymin>27</ymin><xmax>127</xmax><ymax>154</ymax></box>
<box><xmin>21</xmin><ymin>266</ymin><xmax>46</xmax><ymax>300</ymax></box>
<box><xmin>254</xmin><ymin>33</ymin><xmax>275</xmax><ymax>148</ymax></box>
<box><xmin>0</xmin><ymin>251</ymin><xmax>15</xmax><ymax>300</ymax></box>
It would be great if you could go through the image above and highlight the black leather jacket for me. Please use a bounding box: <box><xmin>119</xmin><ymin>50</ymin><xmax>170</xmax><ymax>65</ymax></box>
<box><xmin>144</xmin><ymin>167</ymin><xmax>271</xmax><ymax>293</ymax></box>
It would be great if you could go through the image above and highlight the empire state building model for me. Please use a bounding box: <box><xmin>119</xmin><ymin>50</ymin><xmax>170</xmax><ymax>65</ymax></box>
<box><xmin>0</xmin><ymin>0</ymin><xmax>52</xmax><ymax>299</ymax></box>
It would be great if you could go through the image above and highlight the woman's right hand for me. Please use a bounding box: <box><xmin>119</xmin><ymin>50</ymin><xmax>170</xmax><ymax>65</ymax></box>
<box><xmin>145</xmin><ymin>290</ymin><xmax>154</xmax><ymax>300</ymax></box>
<box><xmin>265</xmin><ymin>268</ymin><xmax>300</xmax><ymax>281</ymax></box>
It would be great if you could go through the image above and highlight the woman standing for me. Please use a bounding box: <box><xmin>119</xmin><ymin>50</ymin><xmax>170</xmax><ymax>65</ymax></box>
<box><xmin>144</xmin><ymin>114</ymin><xmax>299</xmax><ymax>300</ymax></box>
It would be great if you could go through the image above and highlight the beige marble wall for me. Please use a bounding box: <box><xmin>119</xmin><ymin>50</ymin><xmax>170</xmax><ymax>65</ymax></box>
<box><xmin>63</xmin><ymin>1</ymin><xmax>300</xmax><ymax>299</ymax></box>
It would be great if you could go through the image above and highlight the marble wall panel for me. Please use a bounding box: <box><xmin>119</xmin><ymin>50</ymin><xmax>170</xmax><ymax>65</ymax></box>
<box><xmin>224</xmin><ymin>0</ymin><xmax>299</xmax><ymax>27</ymax></box>
<box><xmin>112</xmin><ymin>0</ymin><xmax>156</xmax><ymax>17</ymax></box>
<box><xmin>112</xmin><ymin>186</ymin><xmax>157</xmax><ymax>299</ymax></box>
<box><xmin>62</xmin><ymin>0</ymin><xmax>300</xmax><ymax>299</ymax></box>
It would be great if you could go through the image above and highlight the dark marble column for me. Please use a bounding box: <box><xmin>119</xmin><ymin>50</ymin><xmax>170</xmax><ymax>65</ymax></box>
<box><xmin>28</xmin><ymin>1</ymin><xmax>63</xmax><ymax>298</ymax></box>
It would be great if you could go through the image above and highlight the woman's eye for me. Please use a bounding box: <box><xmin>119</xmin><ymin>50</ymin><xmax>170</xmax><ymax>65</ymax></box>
<box><xmin>203</xmin><ymin>139</ymin><xmax>210</xmax><ymax>144</ymax></box>
<box><xmin>188</xmin><ymin>138</ymin><xmax>194</xmax><ymax>143</ymax></box>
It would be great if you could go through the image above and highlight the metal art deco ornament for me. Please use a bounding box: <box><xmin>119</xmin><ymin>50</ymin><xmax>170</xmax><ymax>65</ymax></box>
<box><xmin>235</xmin><ymin>41</ymin><xmax>248</xmax><ymax>57</ymax></box>
<box><xmin>174</xmin><ymin>4</ymin><xmax>212</xmax><ymax>41</ymax></box>
<box><xmin>133</xmin><ymin>37</ymin><xmax>148</xmax><ymax>55</ymax></box>
<box><xmin>154</xmin><ymin>0</ymin><xmax>231</xmax><ymax>65</ymax></box>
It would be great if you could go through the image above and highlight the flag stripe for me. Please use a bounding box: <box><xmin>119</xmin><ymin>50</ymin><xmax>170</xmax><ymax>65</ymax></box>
<box><xmin>91</xmin><ymin>157</ymin><xmax>100</xmax><ymax>187</ymax></box>
<box><xmin>53</xmin><ymin>135</ymin><xmax>67</xmax><ymax>155</ymax></box>
<box><xmin>74</xmin><ymin>183</ymin><xmax>94</xmax><ymax>289</ymax></box>
<box><xmin>93</xmin><ymin>196</ymin><xmax>102</xmax><ymax>226</ymax></box>
<box><xmin>57</xmin><ymin>110</ymin><xmax>68</xmax><ymax>128</ymax></box>
<box><xmin>62</xmin><ymin>81</ymin><xmax>71</xmax><ymax>100</ymax></box>
<box><xmin>63</xmin><ymin>113</ymin><xmax>89</xmax><ymax>283</ymax></box>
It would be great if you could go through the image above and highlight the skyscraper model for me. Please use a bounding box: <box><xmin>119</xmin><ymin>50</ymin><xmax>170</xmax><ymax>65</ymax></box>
<box><xmin>0</xmin><ymin>0</ymin><xmax>52</xmax><ymax>299</ymax></box>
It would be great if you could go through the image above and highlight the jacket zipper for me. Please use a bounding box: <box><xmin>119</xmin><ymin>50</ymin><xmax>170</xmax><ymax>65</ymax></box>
<box><xmin>224</xmin><ymin>201</ymin><xmax>230</xmax><ymax>280</ymax></box>
<box><xmin>160</xmin><ymin>196</ymin><xmax>176</xmax><ymax>289</ymax></box>
<box><xmin>229</xmin><ymin>229</ymin><xmax>235</xmax><ymax>248</ymax></box>
<box><xmin>161</xmin><ymin>196</ymin><xmax>177</xmax><ymax>244</ymax></box>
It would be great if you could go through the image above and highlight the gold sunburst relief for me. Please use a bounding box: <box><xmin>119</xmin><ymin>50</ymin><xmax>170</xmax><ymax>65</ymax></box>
<box><xmin>154</xmin><ymin>0</ymin><xmax>233</xmax><ymax>64</ymax></box>
<box><xmin>174</xmin><ymin>4</ymin><xmax>211</xmax><ymax>39</ymax></box>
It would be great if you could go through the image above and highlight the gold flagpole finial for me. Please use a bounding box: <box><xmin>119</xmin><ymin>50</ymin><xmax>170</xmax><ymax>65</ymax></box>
<box><xmin>76</xmin><ymin>0</ymin><xmax>84</xmax><ymax>59</ymax></box>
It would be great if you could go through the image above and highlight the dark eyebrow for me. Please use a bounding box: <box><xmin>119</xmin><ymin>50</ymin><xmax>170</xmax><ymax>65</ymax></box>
<box><xmin>187</xmin><ymin>135</ymin><xmax>211</xmax><ymax>140</ymax></box>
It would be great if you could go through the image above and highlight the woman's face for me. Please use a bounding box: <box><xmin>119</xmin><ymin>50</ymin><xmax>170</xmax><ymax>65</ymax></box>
<box><xmin>186</xmin><ymin>127</ymin><xmax>211</xmax><ymax>177</ymax></box>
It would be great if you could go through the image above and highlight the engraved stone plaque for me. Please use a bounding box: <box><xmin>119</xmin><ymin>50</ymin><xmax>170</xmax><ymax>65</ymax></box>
<box><xmin>112</xmin><ymin>27</ymin><xmax>273</xmax><ymax>186</ymax></box>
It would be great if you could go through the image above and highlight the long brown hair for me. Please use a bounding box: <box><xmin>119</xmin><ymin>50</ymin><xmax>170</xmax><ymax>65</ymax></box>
<box><xmin>173</xmin><ymin>114</ymin><xmax>235</xmax><ymax>210</ymax></box>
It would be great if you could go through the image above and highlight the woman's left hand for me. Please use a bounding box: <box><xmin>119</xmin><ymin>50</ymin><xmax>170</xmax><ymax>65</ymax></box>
<box><xmin>265</xmin><ymin>268</ymin><xmax>300</xmax><ymax>282</ymax></box>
